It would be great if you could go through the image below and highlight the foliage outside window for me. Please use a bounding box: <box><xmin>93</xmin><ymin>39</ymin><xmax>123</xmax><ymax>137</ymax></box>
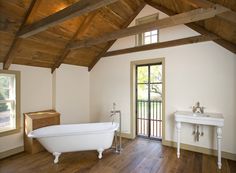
<box><xmin>136</xmin><ymin>13</ymin><xmax>159</xmax><ymax>46</ymax></box>
<box><xmin>0</xmin><ymin>70</ymin><xmax>20</xmax><ymax>136</ymax></box>
<box><xmin>137</xmin><ymin>64</ymin><xmax>162</xmax><ymax>101</ymax></box>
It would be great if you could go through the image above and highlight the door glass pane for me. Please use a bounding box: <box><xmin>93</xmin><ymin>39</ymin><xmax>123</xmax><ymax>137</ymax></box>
<box><xmin>137</xmin><ymin>66</ymin><xmax>148</xmax><ymax>83</ymax></box>
<box><xmin>150</xmin><ymin>65</ymin><xmax>162</xmax><ymax>83</ymax></box>
<box><xmin>150</xmin><ymin>84</ymin><xmax>162</xmax><ymax>101</ymax></box>
<box><xmin>137</xmin><ymin>84</ymin><xmax>148</xmax><ymax>100</ymax></box>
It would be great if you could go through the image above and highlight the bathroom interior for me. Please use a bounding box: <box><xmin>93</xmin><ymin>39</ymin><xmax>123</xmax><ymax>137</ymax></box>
<box><xmin>0</xmin><ymin>0</ymin><xmax>236</xmax><ymax>172</ymax></box>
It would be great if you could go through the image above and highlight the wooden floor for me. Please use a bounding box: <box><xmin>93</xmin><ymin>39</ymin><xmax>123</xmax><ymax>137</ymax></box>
<box><xmin>0</xmin><ymin>138</ymin><xmax>235</xmax><ymax>173</ymax></box>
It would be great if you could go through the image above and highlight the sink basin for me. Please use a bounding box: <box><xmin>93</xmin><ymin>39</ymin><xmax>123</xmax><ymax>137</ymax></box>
<box><xmin>175</xmin><ymin>111</ymin><xmax>224</xmax><ymax>127</ymax></box>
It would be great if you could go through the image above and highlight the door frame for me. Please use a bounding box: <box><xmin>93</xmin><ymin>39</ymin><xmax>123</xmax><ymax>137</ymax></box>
<box><xmin>130</xmin><ymin>58</ymin><xmax>165</xmax><ymax>143</ymax></box>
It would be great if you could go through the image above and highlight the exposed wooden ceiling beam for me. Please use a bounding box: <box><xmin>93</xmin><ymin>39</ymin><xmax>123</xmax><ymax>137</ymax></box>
<box><xmin>70</xmin><ymin>4</ymin><xmax>229</xmax><ymax>50</ymax></box>
<box><xmin>51</xmin><ymin>13</ymin><xmax>97</xmax><ymax>73</ymax></box>
<box><xmin>183</xmin><ymin>0</ymin><xmax>236</xmax><ymax>24</ymax></box>
<box><xmin>3</xmin><ymin>0</ymin><xmax>41</xmax><ymax>70</ymax></box>
<box><xmin>146</xmin><ymin>0</ymin><xmax>236</xmax><ymax>54</ymax></box>
<box><xmin>103</xmin><ymin>35</ymin><xmax>219</xmax><ymax>57</ymax></box>
<box><xmin>16</xmin><ymin>0</ymin><xmax>119</xmax><ymax>38</ymax></box>
<box><xmin>88</xmin><ymin>3</ymin><xmax>146</xmax><ymax>71</ymax></box>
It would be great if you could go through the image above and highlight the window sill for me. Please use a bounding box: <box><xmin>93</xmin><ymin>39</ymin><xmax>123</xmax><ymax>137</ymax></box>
<box><xmin>0</xmin><ymin>128</ymin><xmax>21</xmax><ymax>137</ymax></box>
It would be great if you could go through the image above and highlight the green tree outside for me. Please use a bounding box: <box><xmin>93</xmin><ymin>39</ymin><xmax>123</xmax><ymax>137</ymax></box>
<box><xmin>0</xmin><ymin>76</ymin><xmax>9</xmax><ymax>112</ymax></box>
<box><xmin>0</xmin><ymin>93</ymin><xmax>9</xmax><ymax>112</ymax></box>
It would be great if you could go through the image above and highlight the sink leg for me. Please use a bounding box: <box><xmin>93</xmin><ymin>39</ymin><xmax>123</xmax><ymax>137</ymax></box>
<box><xmin>176</xmin><ymin>122</ymin><xmax>181</xmax><ymax>158</ymax></box>
<box><xmin>217</xmin><ymin>127</ymin><xmax>222</xmax><ymax>169</ymax></box>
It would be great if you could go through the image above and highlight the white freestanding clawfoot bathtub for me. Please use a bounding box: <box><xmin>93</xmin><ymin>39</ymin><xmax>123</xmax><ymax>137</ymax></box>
<box><xmin>28</xmin><ymin>122</ymin><xmax>119</xmax><ymax>163</ymax></box>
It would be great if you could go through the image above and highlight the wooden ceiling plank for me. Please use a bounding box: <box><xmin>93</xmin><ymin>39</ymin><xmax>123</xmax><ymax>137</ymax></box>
<box><xmin>98</xmin><ymin>11</ymin><xmax>120</xmax><ymax>30</ymax></box>
<box><xmin>88</xmin><ymin>2</ymin><xmax>146</xmax><ymax>71</ymax></box>
<box><xmin>146</xmin><ymin>0</ymin><xmax>236</xmax><ymax>54</ymax></box>
<box><xmin>183</xmin><ymin>0</ymin><xmax>236</xmax><ymax>24</ymax></box>
<box><xmin>103</xmin><ymin>35</ymin><xmax>219</xmax><ymax>57</ymax></box>
<box><xmin>3</xmin><ymin>0</ymin><xmax>41</xmax><ymax>70</ymax></box>
<box><xmin>51</xmin><ymin>13</ymin><xmax>97</xmax><ymax>73</ymax></box>
<box><xmin>69</xmin><ymin>4</ymin><xmax>229</xmax><ymax>50</ymax></box>
<box><xmin>17</xmin><ymin>0</ymin><xmax>119</xmax><ymax>38</ymax></box>
<box><xmin>104</xmin><ymin>6</ymin><xmax>125</xmax><ymax>22</ymax></box>
<box><xmin>120</xmin><ymin>0</ymin><xmax>135</xmax><ymax>13</ymax></box>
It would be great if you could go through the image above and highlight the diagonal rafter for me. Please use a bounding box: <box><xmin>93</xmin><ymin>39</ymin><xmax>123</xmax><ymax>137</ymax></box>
<box><xmin>69</xmin><ymin>4</ymin><xmax>229</xmax><ymax>50</ymax></box>
<box><xmin>182</xmin><ymin>0</ymin><xmax>236</xmax><ymax>24</ymax></box>
<box><xmin>51</xmin><ymin>13</ymin><xmax>97</xmax><ymax>73</ymax></box>
<box><xmin>145</xmin><ymin>0</ymin><xmax>236</xmax><ymax>54</ymax></box>
<box><xmin>3</xmin><ymin>0</ymin><xmax>41</xmax><ymax>70</ymax></box>
<box><xmin>88</xmin><ymin>2</ymin><xmax>146</xmax><ymax>71</ymax></box>
<box><xmin>17</xmin><ymin>0</ymin><xmax>119</xmax><ymax>38</ymax></box>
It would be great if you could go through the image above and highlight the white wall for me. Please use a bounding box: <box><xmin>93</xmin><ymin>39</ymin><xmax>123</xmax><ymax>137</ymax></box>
<box><xmin>53</xmin><ymin>64</ymin><xmax>90</xmax><ymax>124</ymax></box>
<box><xmin>90</xmin><ymin>5</ymin><xmax>236</xmax><ymax>154</ymax></box>
<box><xmin>0</xmin><ymin>64</ymin><xmax>90</xmax><ymax>153</ymax></box>
<box><xmin>0</xmin><ymin>64</ymin><xmax>52</xmax><ymax>152</ymax></box>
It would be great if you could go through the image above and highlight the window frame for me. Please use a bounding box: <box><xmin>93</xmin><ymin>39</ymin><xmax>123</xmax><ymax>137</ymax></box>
<box><xmin>0</xmin><ymin>70</ymin><xmax>21</xmax><ymax>137</ymax></box>
<box><xmin>135</xmin><ymin>13</ymin><xmax>159</xmax><ymax>46</ymax></box>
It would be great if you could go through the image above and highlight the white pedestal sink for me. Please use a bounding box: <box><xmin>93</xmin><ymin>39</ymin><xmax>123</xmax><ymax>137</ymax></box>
<box><xmin>174</xmin><ymin>111</ymin><xmax>224</xmax><ymax>169</ymax></box>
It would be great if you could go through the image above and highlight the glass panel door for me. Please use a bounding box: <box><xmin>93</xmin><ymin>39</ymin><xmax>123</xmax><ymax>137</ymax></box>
<box><xmin>136</xmin><ymin>64</ymin><xmax>162</xmax><ymax>139</ymax></box>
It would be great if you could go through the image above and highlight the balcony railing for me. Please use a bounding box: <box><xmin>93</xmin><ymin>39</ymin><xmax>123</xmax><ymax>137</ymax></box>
<box><xmin>137</xmin><ymin>100</ymin><xmax>162</xmax><ymax>139</ymax></box>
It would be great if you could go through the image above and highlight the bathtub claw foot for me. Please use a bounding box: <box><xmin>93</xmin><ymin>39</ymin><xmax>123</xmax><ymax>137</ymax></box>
<box><xmin>53</xmin><ymin>152</ymin><xmax>61</xmax><ymax>164</ymax></box>
<box><xmin>97</xmin><ymin>149</ymin><xmax>104</xmax><ymax>159</ymax></box>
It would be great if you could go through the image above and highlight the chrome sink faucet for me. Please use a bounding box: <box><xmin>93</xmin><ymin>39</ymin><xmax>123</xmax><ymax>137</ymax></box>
<box><xmin>192</xmin><ymin>102</ymin><xmax>205</xmax><ymax>113</ymax></box>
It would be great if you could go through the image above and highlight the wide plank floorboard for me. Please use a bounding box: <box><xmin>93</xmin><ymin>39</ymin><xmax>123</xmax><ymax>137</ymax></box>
<box><xmin>0</xmin><ymin>138</ymin><xmax>235</xmax><ymax>173</ymax></box>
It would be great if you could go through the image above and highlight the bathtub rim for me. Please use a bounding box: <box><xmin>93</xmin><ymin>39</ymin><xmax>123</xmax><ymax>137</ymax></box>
<box><xmin>28</xmin><ymin>122</ymin><xmax>119</xmax><ymax>138</ymax></box>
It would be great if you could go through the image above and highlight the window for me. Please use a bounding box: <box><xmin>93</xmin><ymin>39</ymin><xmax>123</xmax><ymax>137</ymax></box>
<box><xmin>136</xmin><ymin>13</ymin><xmax>159</xmax><ymax>46</ymax></box>
<box><xmin>0</xmin><ymin>70</ymin><xmax>20</xmax><ymax>136</ymax></box>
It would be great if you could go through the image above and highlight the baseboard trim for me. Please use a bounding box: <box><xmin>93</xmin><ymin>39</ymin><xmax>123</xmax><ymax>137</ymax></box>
<box><xmin>119</xmin><ymin>132</ymin><xmax>135</xmax><ymax>139</ymax></box>
<box><xmin>0</xmin><ymin>146</ymin><xmax>24</xmax><ymax>159</ymax></box>
<box><xmin>162</xmin><ymin>140</ymin><xmax>236</xmax><ymax>161</ymax></box>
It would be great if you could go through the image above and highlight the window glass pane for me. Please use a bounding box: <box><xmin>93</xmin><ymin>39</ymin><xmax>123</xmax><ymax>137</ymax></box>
<box><xmin>0</xmin><ymin>76</ymin><xmax>10</xmax><ymax>88</ymax></box>
<box><xmin>144</xmin><ymin>37</ymin><xmax>151</xmax><ymax>44</ymax></box>
<box><xmin>0</xmin><ymin>102</ymin><xmax>15</xmax><ymax>130</ymax></box>
<box><xmin>151</xmin><ymin>30</ymin><xmax>157</xmax><ymax>35</ymax></box>
<box><xmin>144</xmin><ymin>32</ymin><xmax>150</xmax><ymax>36</ymax></box>
<box><xmin>0</xmin><ymin>102</ymin><xmax>10</xmax><ymax>113</ymax></box>
<box><xmin>150</xmin><ymin>84</ymin><xmax>162</xmax><ymax>101</ymax></box>
<box><xmin>137</xmin><ymin>66</ymin><xmax>148</xmax><ymax>83</ymax></box>
<box><xmin>0</xmin><ymin>74</ymin><xmax>15</xmax><ymax>101</ymax></box>
<box><xmin>137</xmin><ymin>84</ymin><xmax>148</xmax><ymax>100</ymax></box>
<box><xmin>150</xmin><ymin>65</ymin><xmax>162</xmax><ymax>83</ymax></box>
<box><xmin>151</xmin><ymin>35</ymin><xmax>157</xmax><ymax>43</ymax></box>
<box><xmin>0</xmin><ymin>89</ymin><xmax>10</xmax><ymax>100</ymax></box>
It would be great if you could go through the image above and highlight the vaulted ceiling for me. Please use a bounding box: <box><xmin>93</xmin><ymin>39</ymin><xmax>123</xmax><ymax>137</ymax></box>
<box><xmin>0</xmin><ymin>0</ymin><xmax>235</xmax><ymax>72</ymax></box>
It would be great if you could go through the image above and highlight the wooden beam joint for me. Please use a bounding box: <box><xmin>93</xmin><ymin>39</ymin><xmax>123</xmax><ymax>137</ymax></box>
<box><xmin>17</xmin><ymin>0</ymin><xmax>119</xmax><ymax>38</ymax></box>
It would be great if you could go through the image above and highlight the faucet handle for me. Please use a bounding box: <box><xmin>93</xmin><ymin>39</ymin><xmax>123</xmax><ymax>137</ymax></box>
<box><xmin>200</xmin><ymin>106</ymin><xmax>205</xmax><ymax>113</ymax></box>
